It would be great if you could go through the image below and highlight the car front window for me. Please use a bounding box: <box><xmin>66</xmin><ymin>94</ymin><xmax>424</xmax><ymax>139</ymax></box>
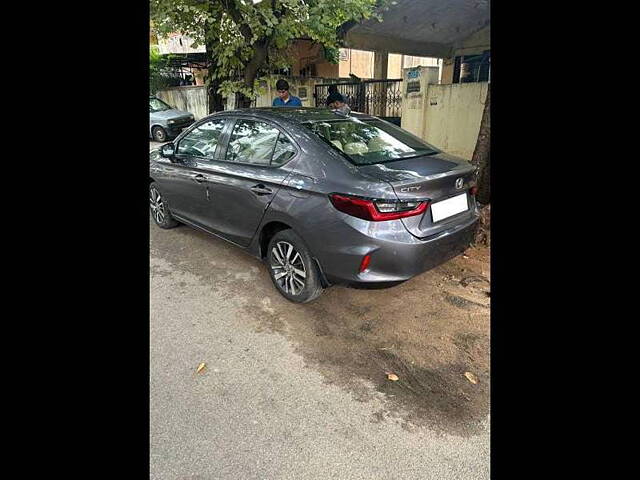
<box><xmin>150</xmin><ymin>98</ymin><xmax>172</xmax><ymax>112</ymax></box>
<box><xmin>176</xmin><ymin>120</ymin><xmax>225</xmax><ymax>158</ymax></box>
<box><xmin>305</xmin><ymin>118</ymin><xmax>438</xmax><ymax>165</ymax></box>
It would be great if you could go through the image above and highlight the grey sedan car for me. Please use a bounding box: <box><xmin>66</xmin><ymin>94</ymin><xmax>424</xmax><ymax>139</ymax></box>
<box><xmin>149</xmin><ymin>108</ymin><xmax>479</xmax><ymax>303</ymax></box>
<box><xmin>149</xmin><ymin>96</ymin><xmax>195</xmax><ymax>142</ymax></box>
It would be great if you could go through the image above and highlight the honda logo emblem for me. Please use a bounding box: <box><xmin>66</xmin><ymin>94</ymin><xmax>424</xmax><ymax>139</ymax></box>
<box><xmin>455</xmin><ymin>178</ymin><xmax>464</xmax><ymax>189</ymax></box>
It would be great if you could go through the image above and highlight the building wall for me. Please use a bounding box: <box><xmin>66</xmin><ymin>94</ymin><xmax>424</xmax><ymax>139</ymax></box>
<box><xmin>441</xmin><ymin>25</ymin><xmax>490</xmax><ymax>84</ymax></box>
<box><xmin>288</xmin><ymin>40</ymin><xmax>339</xmax><ymax>77</ymax></box>
<box><xmin>339</xmin><ymin>50</ymin><xmax>441</xmax><ymax>81</ymax></box>
<box><xmin>423</xmin><ymin>82</ymin><xmax>488</xmax><ymax>159</ymax></box>
<box><xmin>315</xmin><ymin>62</ymin><xmax>339</xmax><ymax>78</ymax></box>
<box><xmin>401</xmin><ymin>66</ymin><xmax>487</xmax><ymax>160</ymax></box>
<box><xmin>401</xmin><ymin>66</ymin><xmax>440</xmax><ymax>139</ymax></box>
<box><xmin>387</xmin><ymin>54</ymin><xmax>441</xmax><ymax>80</ymax></box>
<box><xmin>254</xmin><ymin>76</ymin><xmax>334</xmax><ymax>108</ymax></box>
<box><xmin>387</xmin><ymin>54</ymin><xmax>402</xmax><ymax>79</ymax></box>
<box><xmin>339</xmin><ymin>49</ymin><xmax>374</xmax><ymax>78</ymax></box>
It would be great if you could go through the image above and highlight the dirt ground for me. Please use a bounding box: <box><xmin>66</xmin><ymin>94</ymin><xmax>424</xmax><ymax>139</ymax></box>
<box><xmin>151</xmin><ymin>218</ymin><xmax>490</xmax><ymax>437</ymax></box>
<box><xmin>248</xmin><ymin>245</ymin><xmax>490</xmax><ymax>436</ymax></box>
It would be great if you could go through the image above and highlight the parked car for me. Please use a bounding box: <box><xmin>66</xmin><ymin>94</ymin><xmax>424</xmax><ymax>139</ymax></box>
<box><xmin>149</xmin><ymin>108</ymin><xmax>479</xmax><ymax>303</ymax></box>
<box><xmin>149</xmin><ymin>96</ymin><xmax>195</xmax><ymax>142</ymax></box>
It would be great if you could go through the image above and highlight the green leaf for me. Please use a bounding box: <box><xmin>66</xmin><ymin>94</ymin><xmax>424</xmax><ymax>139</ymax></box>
<box><xmin>151</xmin><ymin>0</ymin><xmax>381</xmax><ymax>98</ymax></box>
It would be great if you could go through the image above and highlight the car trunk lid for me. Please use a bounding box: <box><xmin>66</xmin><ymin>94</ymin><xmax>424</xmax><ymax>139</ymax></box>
<box><xmin>356</xmin><ymin>152</ymin><xmax>477</xmax><ymax>238</ymax></box>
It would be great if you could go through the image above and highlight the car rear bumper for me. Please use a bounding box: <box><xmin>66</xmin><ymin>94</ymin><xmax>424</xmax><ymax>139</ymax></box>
<box><xmin>313</xmin><ymin>212</ymin><xmax>479</xmax><ymax>286</ymax></box>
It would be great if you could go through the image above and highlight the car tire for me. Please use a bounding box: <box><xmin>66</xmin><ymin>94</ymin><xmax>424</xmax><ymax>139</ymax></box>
<box><xmin>267</xmin><ymin>229</ymin><xmax>323</xmax><ymax>303</ymax></box>
<box><xmin>150</xmin><ymin>182</ymin><xmax>179</xmax><ymax>229</ymax></box>
<box><xmin>152</xmin><ymin>126</ymin><xmax>168</xmax><ymax>142</ymax></box>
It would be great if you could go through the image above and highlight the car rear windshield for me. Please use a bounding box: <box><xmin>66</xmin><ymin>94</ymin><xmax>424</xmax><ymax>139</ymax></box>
<box><xmin>304</xmin><ymin>118</ymin><xmax>438</xmax><ymax>165</ymax></box>
<box><xmin>150</xmin><ymin>97</ymin><xmax>171</xmax><ymax>113</ymax></box>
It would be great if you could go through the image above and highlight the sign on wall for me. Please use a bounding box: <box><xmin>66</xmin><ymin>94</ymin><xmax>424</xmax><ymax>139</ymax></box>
<box><xmin>406</xmin><ymin>81</ymin><xmax>421</xmax><ymax>94</ymax></box>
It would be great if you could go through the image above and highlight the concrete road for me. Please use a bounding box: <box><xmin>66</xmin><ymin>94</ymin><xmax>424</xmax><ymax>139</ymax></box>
<box><xmin>150</xmin><ymin>205</ymin><xmax>490</xmax><ymax>479</ymax></box>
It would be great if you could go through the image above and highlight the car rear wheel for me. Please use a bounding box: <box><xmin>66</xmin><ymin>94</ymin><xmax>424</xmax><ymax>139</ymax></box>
<box><xmin>150</xmin><ymin>182</ymin><xmax>179</xmax><ymax>229</ymax></box>
<box><xmin>152</xmin><ymin>126</ymin><xmax>167</xmax><ymax>142</ymax></box>
<box><xmin>267</xmin><ymin>229</ymin><xmax>323</xmax><ymax>303</ymax></box>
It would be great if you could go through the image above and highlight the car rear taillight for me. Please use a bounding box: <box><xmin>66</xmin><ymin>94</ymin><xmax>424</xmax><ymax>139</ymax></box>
<box><xmin>470</xmin><ymin>186</ymin><xmax>478</xmax><ymax>196</ymax></box>
<box><xmin>329</xmin><ymin>194</ymin><xmax>428</xmax><ymax>221</ymax></box>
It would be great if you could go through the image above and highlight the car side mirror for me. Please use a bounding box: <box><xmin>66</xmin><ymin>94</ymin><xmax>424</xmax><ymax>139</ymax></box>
<box><xmin>160</xmin><ymin>143</ymin><xmax>175</xmax><ymax>158</ymax></box>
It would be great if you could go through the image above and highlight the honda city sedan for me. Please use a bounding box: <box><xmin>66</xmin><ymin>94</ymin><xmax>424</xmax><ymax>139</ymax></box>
<box><xmin>149</xmin><ymin>107</ymin><xmax>479</xmax><ymax>303</ymax></box>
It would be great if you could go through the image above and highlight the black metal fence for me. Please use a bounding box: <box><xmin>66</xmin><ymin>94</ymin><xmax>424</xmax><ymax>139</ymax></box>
<box><xmin>161</xmin><ymin>53</ymin><xmax>209</xmax><ymax>87</ymax></box>
<box><xmin>314</xmin><ymin>79</ymin><xmax>403</xmax><ymax>125</ymax></box>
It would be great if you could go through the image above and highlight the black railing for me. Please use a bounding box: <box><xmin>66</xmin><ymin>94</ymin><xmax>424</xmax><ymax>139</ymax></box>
<box><xmin>314</xmin><ymin>79</ymin><xmax>403</xmax><ymax>124</ymax></box>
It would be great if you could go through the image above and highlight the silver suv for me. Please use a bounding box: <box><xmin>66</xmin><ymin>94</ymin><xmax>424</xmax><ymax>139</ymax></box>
<box><xmin>149</xmin><ymin>96</ymin><xmax>195</xmax><ymax>142</ymax></box>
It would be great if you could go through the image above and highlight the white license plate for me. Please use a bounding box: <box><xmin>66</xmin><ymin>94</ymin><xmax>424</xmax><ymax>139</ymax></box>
<box><xmin>431</xmin><ymin>193</ymin><xmax>469</xmax><ymax>223</ymax></box>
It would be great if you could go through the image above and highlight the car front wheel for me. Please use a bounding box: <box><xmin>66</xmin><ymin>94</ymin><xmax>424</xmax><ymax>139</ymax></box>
<box><xmin>152</xmin><ymin>126</ymin><xmax>167</xmax><ymax>142</ymax></box>
<box><xmin>267</xmin><ymin>229</ymin><xmax>323</xmax><ymax>303</ymax></box>
<box><xmin>150</xmin><ymin>182</ymin><xmax>179</xmax><ymax>229</ymax></box>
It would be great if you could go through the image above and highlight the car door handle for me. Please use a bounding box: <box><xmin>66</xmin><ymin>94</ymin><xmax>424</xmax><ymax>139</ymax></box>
<box><xmin>250</xmin><ymin>184</ymin><xmax>273</xmax><ymax>196</ymax></box>
<box><xmin>193</xmin><ymin>174</ymin><xmax>207</xmax><ymax>183</ymax></box>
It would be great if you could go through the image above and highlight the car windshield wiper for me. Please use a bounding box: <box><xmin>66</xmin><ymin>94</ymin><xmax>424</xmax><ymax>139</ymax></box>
<box><xmin>396</xmin><ymin>151</ymin><xmax>438</xmax><ymax>160</ymax></box>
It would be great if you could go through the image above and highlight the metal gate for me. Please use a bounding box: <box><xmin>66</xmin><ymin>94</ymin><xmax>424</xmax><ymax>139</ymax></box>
<box><xmin>314</xmin><ymin>79</ymin><xmax>403</xmax><ymax>125</ymax></box>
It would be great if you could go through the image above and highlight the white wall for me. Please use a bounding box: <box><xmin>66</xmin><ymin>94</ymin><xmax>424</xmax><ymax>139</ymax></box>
<box><xmin>423</xmin><ymin>82</ymin><xmax>488</xmax><ymax>159</ymax></box>
<box><xmin>401</xmin><ymin>66</ymin><xmax>488</xmax><ymax>160</ymax></box>
<box><xmin>400</xmin><ymin>66</ymin><xmax>439</xmax><ymax>138</ymax></box>
<box><xmin>156</xmin><ymin>86</ymin><xmax>208</xmax><ymax>120</ymax></box>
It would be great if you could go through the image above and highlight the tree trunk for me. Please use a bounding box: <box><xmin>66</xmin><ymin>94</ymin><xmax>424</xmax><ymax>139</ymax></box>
<box><xmin>205</xmin><ymin>28</ymin><xmax>225</xmax><ymax>114</ymax></box>
<box><xmin>236</xmin><ymin>40</ymin><xmax>269</xmax><ymax>109</ymax></box>
<box><xmin>206</xmin><ymin>73</ymin><xmax>225</xmax><ymax>113</ymax></box>
<box><xmin>471</xmin><ymin>87</ymin><xmax>490</xmax><ymax>204</ymax></box>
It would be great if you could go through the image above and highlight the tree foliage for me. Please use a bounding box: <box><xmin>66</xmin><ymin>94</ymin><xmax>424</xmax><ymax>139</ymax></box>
<box><xmin>150</xmin><ymin>45</ymin><xmax>172</xmax><ymax>94</ymax></box>
<box><xmin>150</xmin><ymin>0</ymin><xmax>388</xmax><ymax>105</ymax></box>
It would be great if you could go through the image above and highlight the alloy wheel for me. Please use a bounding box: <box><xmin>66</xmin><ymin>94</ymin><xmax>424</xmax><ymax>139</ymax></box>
<box><xmin>270</xmin><ymin>241</ymin><xmax>307</xmax><ymax>295</ymax></box>
<box><xmin>153</xmin><ymin>127</ymin><xmax>166</xmax><ymax>142</ymax></box>
<box><xmin>150</xmin><ymin>187</ymin><xmax>166</xmax><ymax>224</ymax></box>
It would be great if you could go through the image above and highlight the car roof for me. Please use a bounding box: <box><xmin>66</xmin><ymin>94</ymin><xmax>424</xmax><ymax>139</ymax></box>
<box><xmin>211</xmin><ymin>107</ymin><xmax>375</xmax><ymax>124</ymax></box>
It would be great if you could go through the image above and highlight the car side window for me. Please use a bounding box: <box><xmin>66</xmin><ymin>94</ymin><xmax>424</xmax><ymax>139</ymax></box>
<box><xmin>271</xmin><ymin>134</ymin><xmax>297</xmax><ymax>166</ymax></box>
<box><xmin>177</xmin><ymin>119</ymin><xmax>225</xmax><ymax>159</ymax></box>
<box><xmin>225</xmin><ymin>120</ymin><xmax>281</xmax><ymax>166</ymax></box>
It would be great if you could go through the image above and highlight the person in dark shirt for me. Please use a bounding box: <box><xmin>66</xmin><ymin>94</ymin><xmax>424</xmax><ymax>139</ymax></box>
<box><xmin>326</xmin><ymin>84</ymin><xmax>339</xmax><ymax>102</ymax></box>
<box><xmin>327</xmin><ymin>91</ymin><xmax>351</xmax><ymax>115</ymax></box>
<box><xmin>272</xmin><ymin>79</ymin><xmax>302</xmax><ymax>107</ymax></box>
